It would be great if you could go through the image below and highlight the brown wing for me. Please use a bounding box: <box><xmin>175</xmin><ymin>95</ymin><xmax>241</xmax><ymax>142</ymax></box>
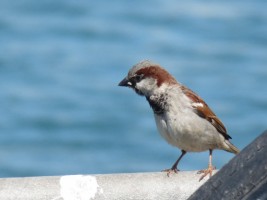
<box><xmin>181</xmin><ymin>86</ymin><xmax>231</xmax><ymax>140</ymax></box>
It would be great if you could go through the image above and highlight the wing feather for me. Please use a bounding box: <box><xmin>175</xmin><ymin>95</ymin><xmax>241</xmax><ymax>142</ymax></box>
<box><xmin>181</xmin><ymin>86</ymin><xmax>231</xmax><ymax>140</ymax></box>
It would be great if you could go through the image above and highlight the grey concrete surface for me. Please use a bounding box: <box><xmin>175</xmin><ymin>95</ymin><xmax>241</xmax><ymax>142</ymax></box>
<box><xmin>4</xmin><ymin>129</ymin><xmax>266</xmax><ymax>200</ymax></box>
<box><xmin>0</xmin><ymin>170</ymin><xmax>210</xmax><ymax>200</ymax></box>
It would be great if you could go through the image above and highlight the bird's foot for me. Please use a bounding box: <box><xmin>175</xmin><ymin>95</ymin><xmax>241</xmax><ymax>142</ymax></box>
<box><xmin>162</xmin><ymin>168</ymin><xmax>179</xmax><ymax>177</ymax></box>
<box><xmin>197</xmin><ymin>165</ymin><xmax>216</xmax><ymax>181</ymax></box>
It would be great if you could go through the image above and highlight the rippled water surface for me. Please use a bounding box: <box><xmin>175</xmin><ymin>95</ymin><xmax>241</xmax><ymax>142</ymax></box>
<box><xmin>0</xmin><ymin>0</ymin><xmax>266</xmax><ymax>177</ymax></box>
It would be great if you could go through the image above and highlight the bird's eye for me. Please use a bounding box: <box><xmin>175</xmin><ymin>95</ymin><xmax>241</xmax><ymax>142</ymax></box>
<box><xmin>135</xmin><ymin>74</ymin><xmax>144</xmax><ymax>82</ymax></box>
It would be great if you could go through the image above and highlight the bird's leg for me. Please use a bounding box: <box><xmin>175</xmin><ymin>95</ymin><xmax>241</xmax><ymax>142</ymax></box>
<box><xmin>162</xmin><ymin>150</ymin><xmax>186</xmax><ymax>177</ymax></box>
<box><xmin>197</xmin><ymin>149</ymin><xmax>216</xmax><ymax>181</ymax></box>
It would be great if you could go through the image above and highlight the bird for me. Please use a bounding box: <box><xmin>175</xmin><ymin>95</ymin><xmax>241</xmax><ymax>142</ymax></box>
<box><xmin>118</xmin><ymin>60</ymin><xmax>239</xmax><ymax>181</ymax></box>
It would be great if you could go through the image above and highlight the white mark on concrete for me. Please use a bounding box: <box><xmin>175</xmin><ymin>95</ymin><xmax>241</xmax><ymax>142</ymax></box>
<box><xmin>51</xmin><ymin>196</ymin><xmax>62</xmax><ymax>200</ymax></box>
<box><xmin>192</xmin><ymin>102</ymin><xmax>204</xmax><ymax>108</ymax></box>
<box><xmin>60</xmin><ymin>175</ymin><xmax>102</xmax><ymax>200</ymax></box>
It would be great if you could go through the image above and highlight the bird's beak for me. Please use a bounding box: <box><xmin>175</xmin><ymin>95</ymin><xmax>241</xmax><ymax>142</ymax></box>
<box><xmin>118</xmin><ymin>77</ymin><xmax>132</xmax><ymax>87</ymax></box>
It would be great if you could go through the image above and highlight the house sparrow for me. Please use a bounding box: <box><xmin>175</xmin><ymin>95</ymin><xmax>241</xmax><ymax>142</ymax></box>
<box><xmin>118</xmin><ymin>60</ymin><xmax>239</xmax><ymax>181</ymax></box>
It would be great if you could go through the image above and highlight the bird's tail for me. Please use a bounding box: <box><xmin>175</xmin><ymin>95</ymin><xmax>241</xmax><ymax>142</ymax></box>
<box><xmin>224</xmin><ymin>140</ymin><xmax>240</xmax><ymax>154</ymax></box>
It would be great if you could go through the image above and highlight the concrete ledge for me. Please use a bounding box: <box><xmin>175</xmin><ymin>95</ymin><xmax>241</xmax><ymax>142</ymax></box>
<box><xmin>0</xmin><ymin>170</ymin><xmax>211</xmax><ymax>200</ymax></box>
<box><xmin>1</xmin><ymin>131</ymin><xmax>266</xmax><ymax>200</ymax></box>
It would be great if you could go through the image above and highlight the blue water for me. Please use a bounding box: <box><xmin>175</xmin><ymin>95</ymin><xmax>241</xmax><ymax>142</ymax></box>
<box><xmin>0</xmin><ymin>0</ymin><xmax>266</xmax><ymax>177</ymax></box>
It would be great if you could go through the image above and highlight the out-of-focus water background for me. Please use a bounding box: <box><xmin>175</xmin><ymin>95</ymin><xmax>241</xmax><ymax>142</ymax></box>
<box><xmin>0</xmin><ymin>0</ymin><xmax>266</xmax><ymax>177</ymax></box>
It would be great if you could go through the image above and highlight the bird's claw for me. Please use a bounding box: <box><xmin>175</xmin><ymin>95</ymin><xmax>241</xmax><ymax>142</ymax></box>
<box><xmin>197</xmin><ymin>165</ymin><xmax>216</xmax><ymax>181</ymax></box>
<box><xmin>162</xmin><ymin>168</ymin><xmax>179</xmax><ymax>177</ymax></box>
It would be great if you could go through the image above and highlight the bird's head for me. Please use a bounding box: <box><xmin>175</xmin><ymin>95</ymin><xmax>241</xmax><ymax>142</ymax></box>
<box><xmin>118</xmin><ymin>60</ymin><xmax>177</xmax><ymax>97</ymax></box>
